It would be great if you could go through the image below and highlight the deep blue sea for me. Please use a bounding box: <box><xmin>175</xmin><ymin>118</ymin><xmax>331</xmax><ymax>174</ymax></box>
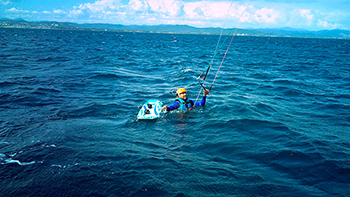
<box><xmin>1</xmin><ymin>28</ymin><xmax>350</xmax><ymax>196</ymax></box>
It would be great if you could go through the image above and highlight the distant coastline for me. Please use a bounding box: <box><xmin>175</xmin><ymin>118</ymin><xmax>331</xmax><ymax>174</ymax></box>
<box><xmin>1</xmin><ymin>18</ymin><xmax>349</xmax><ymax>39</ymax></box>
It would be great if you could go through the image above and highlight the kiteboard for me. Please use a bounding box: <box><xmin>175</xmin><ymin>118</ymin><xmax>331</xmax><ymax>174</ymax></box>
<box><xmin>137</xmin><ymin>100</ymin><xmax>163</xmax><ymax>120</ymax></box>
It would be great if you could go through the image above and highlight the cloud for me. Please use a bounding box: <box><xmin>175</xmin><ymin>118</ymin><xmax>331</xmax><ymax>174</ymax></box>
<box><xmin>67</xmin><ymin>0</ymin><xmax>128</xmax><ymax>22</ymax></box>
<box><xmin>53</xmin><ymin>9</ymin><xmax>65</xmax><ymax>14</ymax></box>
<box><xmin>69</xmin><ymin>9</ymin><xmax>84</xmax><ymax>16</ymax></box>
<box><xmin>0</xmin><ymin>0</ymin><xmax>11</xmax><ymax>5</ymax></box>
<box><xmin>129</xmin><ymin>0</ymin><xmax>149</xmax><ymax>11</ymax></box>
<box><xmin>66</xmin><ymin>0</ymin><xmax>324</xmax><ymax>28</ymax></box>
<box><xmin>147</xmin><ymin>0</ymin><xmax>183</xmax><ymax>16</ymax></box>
<box><xmin>238</xmin><ymin>5</ymin><xmax>280</xmax><ymax>26</ymax></box>
<box><xmin>299</xmin><ymin>9</ymin><xmax>313</xmax><ymax>21</ymax></box>
<box><xmin>67</xmin><ymin>0</ymin><xmax>316</xmax><ymax>28</ymax></box>
<box><xmin>6</xmin><ymin>7</ymin><xmax>29</xmax><ymax>13</ymax></box>
<box><xmin>317</xmin><ymin>19</ymin><xmax>340</xmax><ymax>29</ymax></box>
<box><xmin>2</xmin><ymin>0</ymin><xmax>347</xmax><ymax>30</ymax></box>
<box><xmin>184</xmin><ymin>1</ymin><xmax>231</xmax><ymax>19</ymax></box>
<box><xmin>78</xmin><ymin>0</ymin><xmax>123</xmax><ymax>12</ymax></box>
<box><xmin>254</xmin><ymin>8</ymin><xmax>279</xmax><ymax>23</ymax></box>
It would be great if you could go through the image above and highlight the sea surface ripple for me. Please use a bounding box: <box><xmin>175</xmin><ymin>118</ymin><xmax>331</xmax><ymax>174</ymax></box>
<box><xmin>0</xmin><ymin>28</ymin><xmax>350</xmax><ymax>196</ymax></box>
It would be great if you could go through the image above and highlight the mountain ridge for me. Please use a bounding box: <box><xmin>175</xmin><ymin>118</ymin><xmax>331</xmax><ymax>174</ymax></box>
<box><xmin>1</xmin><ymin>18</ymin><xmax>349</xmax><ymax>39</ymax></box>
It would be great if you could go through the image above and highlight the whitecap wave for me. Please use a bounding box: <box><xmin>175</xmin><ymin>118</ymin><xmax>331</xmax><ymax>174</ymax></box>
<box><xmin>4</xmin><ymin>159</ymin><xmax>36</xmax><ymax>166</ymax></box>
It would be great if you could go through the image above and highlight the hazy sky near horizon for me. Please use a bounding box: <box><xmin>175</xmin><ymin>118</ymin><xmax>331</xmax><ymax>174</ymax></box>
<box><xmin>1</xmin><ymin>0</ymin><xmax>349</xmax><ymax>30</ymax></box>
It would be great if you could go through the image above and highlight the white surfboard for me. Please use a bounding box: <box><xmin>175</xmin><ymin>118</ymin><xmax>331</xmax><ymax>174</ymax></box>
<box><xmin>137</xmin><ymin>100</ymin><xmax>163</xmax><ymax>120</ymax></box>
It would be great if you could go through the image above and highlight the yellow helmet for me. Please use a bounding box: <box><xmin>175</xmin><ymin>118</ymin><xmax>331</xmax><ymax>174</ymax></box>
<box><xmin>176</xmin><ymin>88</ymin><xmax>187</xmax><ymax>95</ymax></box>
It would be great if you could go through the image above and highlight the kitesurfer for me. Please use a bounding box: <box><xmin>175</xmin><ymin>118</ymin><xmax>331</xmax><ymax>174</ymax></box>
<box><xmin>160</xmin><ymin>88</ymin><xmax>209</xmax><ymax>112</ymax></box>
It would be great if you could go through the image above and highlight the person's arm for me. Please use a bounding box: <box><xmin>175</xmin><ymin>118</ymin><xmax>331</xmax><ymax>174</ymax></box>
<box><xmin>193</xmin><ymin>89</ymin><xmax>209</xmax><ymax>106</ymax></box>
<box><xmin>193</xmin><ymin>96</ymin><xmax>206</xmax><ymax>106</ymax></box>
<box><xmin>160</xmin><ymin>101</ymin><xmax>180</xmax><ymax>112</ymax></box>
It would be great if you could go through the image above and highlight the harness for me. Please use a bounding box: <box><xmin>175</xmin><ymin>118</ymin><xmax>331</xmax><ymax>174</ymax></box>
<box><xmin>175</xmin><ymin>98</ymin><xmax>193</xmax><ymax>111</ymax></box>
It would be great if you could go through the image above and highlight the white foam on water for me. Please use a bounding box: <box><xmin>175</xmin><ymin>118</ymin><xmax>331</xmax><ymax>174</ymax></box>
<box><xmin>4</xmin><ymin>159</ymin><xmax>36</xmax><ymax>166</ymax></box>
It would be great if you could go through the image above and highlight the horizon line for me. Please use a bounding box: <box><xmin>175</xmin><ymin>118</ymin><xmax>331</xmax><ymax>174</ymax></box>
<box><xmin>2</xmin><ymin>18</ymin><xmax>350</xmax><ymax>32</ymax></box>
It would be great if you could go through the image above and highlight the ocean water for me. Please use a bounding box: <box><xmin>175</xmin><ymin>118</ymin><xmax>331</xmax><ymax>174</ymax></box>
<box><xmin>0</xmin><ymin>28</ymin><xmax>350</xmax><ymax>196</ymax></box>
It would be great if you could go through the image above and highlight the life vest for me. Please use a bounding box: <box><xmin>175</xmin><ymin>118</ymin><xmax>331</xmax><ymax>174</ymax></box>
<box><xmin>175</xmin><ymin>98</ymin><xmax>193</xmax><ymax>111</ymax></box>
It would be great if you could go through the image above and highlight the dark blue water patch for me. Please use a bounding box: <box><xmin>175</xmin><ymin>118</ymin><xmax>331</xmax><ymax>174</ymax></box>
<box><xmin>0</xmin><ymin>164</ymin><xmax>129</xmax><ymax>196</ymax></box>
<box><xmin>0</xmin><ymin>89</ymin><xmax>62</xmax><ymax>108</ymax></box>
<box><xmin>89</xmin><ymin>73</ymin><xmax>121</xmax><ymax>80</ymax></box>
<box><xmin>269</xmin><ymin>151</ymin><xmax>350</xmax><ymax>187</ymax></box>
<box><xmin>0</xmin><ymin>81</ymin><xmax>21</xmax><ymax>89</ymax></box>
<box><xmin>36</xmin><ymin>56</ymin><xmax>71</xmax><ymax>62</ymax></box>
<box><xmin>58</xmin><ymin>103</ymin><xmax>127</xmax><ymax>119</ymax></box>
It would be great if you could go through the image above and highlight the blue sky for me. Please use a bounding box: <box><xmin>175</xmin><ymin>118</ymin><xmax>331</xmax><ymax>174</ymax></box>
<box><xmin>1</xmin><ymin>0</ymin><xmax>349</xmax><ymax>30</ymax></box>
